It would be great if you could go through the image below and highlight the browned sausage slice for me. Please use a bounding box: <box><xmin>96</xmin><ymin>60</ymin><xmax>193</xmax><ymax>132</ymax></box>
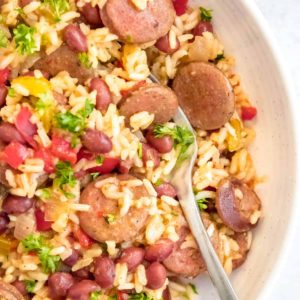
<box><xmin>163</xmin><ymin>213</ymin><xmax>219</xmax><ymax>277</ymax></box>
<box><xmin>79</xmin><ymin>174</ymin><xmax>149</xmax><ymax>243</ymax></box>
<box><xmin>33</xmin><ymin>45</ymin><xmax>95</xmax><ymax>84</ymax></box>
<box><xmin>119</xmin><ymin>84</ymin><xmax>178</xmax><ymax>124</ymax></box>
<box><xmin>101</xmin><ymin>0</ymin><xmax>175</xmax><ymax>44</ymax></box>
<box><xmin>0</xmin><ymin>279</ymin><xmax>24</xmax><ymax>300</ymax></box>
<box><xmin>172</xmin><ymin>62</ymin><xmax>235</xmax><ymax>130</ymax></box>
<box><xmin>216</xmin><ymin>178</ymin><xmax>262</xmax><ymax>232</ymax></box>
<box><xmin>232</xmin><ymin>232</ymin><xmax>250</xmax><ymax>269</ymax></box>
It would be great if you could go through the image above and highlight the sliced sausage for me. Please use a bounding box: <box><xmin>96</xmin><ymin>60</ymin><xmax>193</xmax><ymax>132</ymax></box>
<box><xmin>101</xmin><ymin>0</ymin><xmax>175</xmax><ymax>44</ymax></box>
<box><xmin>0</xmin><ymin>279</ymin><xmax>24</xmax><ymax>300</ymax></box>
<box><xmin>232</xmin><ymin>232</ymin><xmax>250</xmax><ymax>269</ymax></box>
<box><xmin>216</xmin><ymin>178</ymin><xmax>262</xmax><ymax>232</ymax></box>
<box><xmin>117</xmin><ymin>247</ymin><xmax>145</xmax><ymax>271</ymax></box>
<box><xmin>0</xmin><ymin>122</ymin><xmax>26</xmax><ymax>144</ymax></box>
<box><xmin>67</xmin><ymin>280</ymin><xmax>100</xmax><ymax>300</ymax></box>
<box><xmin>119</xmin><ymin>84</ymin><xmax>178</xmax><ymax>124</ymax></box>
<box><xmin>33</xmin><ymin>45</ymin><xmax>95</xmax><ymax>84</ymax></box>
<box><xmin>172</xmin><ymin>62</ymin><xmax>235</xmax><ymax>130</ymax></box>
<box><xmin>94</xmin><ymin>256</ymin><xmax>115</xmax><ymax>288</ymax></box>
<box><xmin>163</xmin><ymin>213</ymin><xmax>219</xmax><ymax>277</ymax></box>
<box><xmin>79</xmin><ymin>174</ymin><xmax>149</xmax><ymax>243</ymax></box>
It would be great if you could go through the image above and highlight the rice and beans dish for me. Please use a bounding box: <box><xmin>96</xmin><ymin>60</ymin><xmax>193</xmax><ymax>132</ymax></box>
<box><xmin>0</xmin><ymin>0</ymin><xmax>262</xmax><ymax>299</ymax></box>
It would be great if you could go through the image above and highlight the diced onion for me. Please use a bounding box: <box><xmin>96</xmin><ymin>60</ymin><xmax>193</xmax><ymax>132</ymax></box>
<box><xmin>14</xmin><ymin>210</ymin><xmax>36</xmax><ymax>240</ymax></box>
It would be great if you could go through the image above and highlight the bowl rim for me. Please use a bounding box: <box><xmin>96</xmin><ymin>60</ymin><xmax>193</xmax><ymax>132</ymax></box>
<box><xmin>239</xmin><ymin>0</ymin><xmax>300</xmax><ymax>299</ymax></box>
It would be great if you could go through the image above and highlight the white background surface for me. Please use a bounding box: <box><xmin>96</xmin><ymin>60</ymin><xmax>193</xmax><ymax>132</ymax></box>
<box><xmin>254</xmin><ymin>1</ymin><xmax>300</xmax><ymax>299</ymax></box>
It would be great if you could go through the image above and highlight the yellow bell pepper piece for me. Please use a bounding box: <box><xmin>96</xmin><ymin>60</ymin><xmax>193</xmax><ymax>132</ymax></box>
<box><xmin>227</xmin><ymin>119</ymin><xmax>242</xmax><ymax>152</ymax></box>
<box><xmin>12</xmin><ymin>76</ymin><xmax>51</xmax><ymax>97</ymax></box>
<box><xmin>0</xmin><ymin>235</ymin><xmax>13</xmax><ymax>255</ymax></box>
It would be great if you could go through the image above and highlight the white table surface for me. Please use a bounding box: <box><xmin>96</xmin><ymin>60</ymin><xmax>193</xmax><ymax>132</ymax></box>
<box><xmin>254</xmin><ymin>1</ymin><xmax>300</xmax><ymax>299</ymax></box>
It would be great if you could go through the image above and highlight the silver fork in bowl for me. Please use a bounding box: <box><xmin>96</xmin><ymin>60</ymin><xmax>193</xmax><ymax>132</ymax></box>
<box><xmin>149</xmin><ymin>74</ymin><xmax>238</xmax><ymax>300</ymax></box>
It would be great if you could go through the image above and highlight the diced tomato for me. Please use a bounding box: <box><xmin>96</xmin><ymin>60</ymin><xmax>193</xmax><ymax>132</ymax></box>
<box><xmin>35</xmin><ymin>209</ymin><xmax>53</xmax><ymax>231</ymax></box>
<box><xmin>34</xmin><ymin>147</ymin><xmax>54</xmax><ymax>173</ymax></box>
<box><xmin>115</xmin><ymin>60</ymin><xmax>124</xmax><ymax>69</ymax></box>
<box><xmin>0</xmin><ymin>68</ymin><xmax>10</xmax><ymax>85</ymax></box>
<box><xmin>117</xmin><ymin>291</ymin><xmax>129</xmax><ymax>300</ymax></box>
<box><xmin>51</xmin><ymin>136</ymin><xmax>77</xmax><ymax>164</ymax></box>
<box><xmin>73</xmin><ymin>225</ymin><xmax>94</xmax><ymax>248</ymax></box>
<box><xmin>172</xmin><ymin>0</ymin><xmax>188</xmax><ymax>16</ymax></box>
<box><xmin>77</xmin><ymin>147</ymin><xmax>94</xmax><ymax>161</ymax></box>
<box><xmin>87</xmin><ymin>157</ymin><xmax>120</xmax><ymax>174</ymax></box>
<box><xmin>120</xmin><ymin>80</ymin><xmax>146</xmax><ymax>97</ymax></box>
<box><xmin>3</xmin><ymin>142</ymin><xmax>28</xmax><ymax>168</ymax></box>
<box><xmin>241</xmin><ymin>106</ymin><xmax>257</xmax><ymax>121</ymax></box>
<box><xmin>16</xmin><ymin>107</ymin><xmax>38</xmax><ymax>147</ymax></box>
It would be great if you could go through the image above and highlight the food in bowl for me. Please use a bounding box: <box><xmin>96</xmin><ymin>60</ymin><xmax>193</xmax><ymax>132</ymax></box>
<box><xmin>0</xmin><ymin>0</ymin><xmax>262</xmax><ymax>299</ymax></box>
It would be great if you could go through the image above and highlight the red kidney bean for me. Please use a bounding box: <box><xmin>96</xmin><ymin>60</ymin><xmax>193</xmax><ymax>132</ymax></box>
<box><xmin>0</xmin><ymin>212</ymin><xmax>9</xmax><ymax>235</ymax></box>
<box><xmin>163</xmin><ymin>287</ymin><xmax>171</xmax><ymax>300</ymax></box>
<box><xmin>12</xmin><ymin>280</ymin><xmax>28</xmax><ymax>296</ymax></box>
<box><xmin>90</xmin><ymin>77</ymin><xmax>112</xmax><ymax>111</ymax></box>
<box><xmin>2</xmin><ymin>195</ymin><xmax>34</xmax><ymax>215</ymax></box>
<box><xmin>145</xmin><ymin>239</ymin><xmax>174</xmax><ymax>262</ymax></box>
<box><xmin>146</xmin><ymin>262</ymin><xmax>167</xmax><ymax>290</ymax></box>
<box><xmin>68</xmin><ymin>280</ymin><xmax>100</xmax><ymax>300</ymax></box>
<box><xmin>81</xmin><ymin>3</ymin><xmax>103</xmax><ymax>27</ymax></box>
<box><xmin>82</xmin><ymin>129</ymin><xmax>112</xmax><ymax>153</ymax></box>
<box><xmin>118</xmin><ymin>159</ymin><xmax>132</xmax><ymax>174</ymax></box>
<box><xmin>0</xmin><ymin>122</ymin><xmax>26</xmax><ymax>144</ymax></box>
<box><xmin>0</xmin><ymin>85</ymin><xmax>7</xmax><ymax>108</ymax></box>
<box><xmin>155</xmin><ymin>183</ymin><xmax>177</xmax><ymax>198</ymax></box>
<box><xmin>118</xmin><ymin>247</ymin><xmax>145</xmax><ymax>271</ymax></box>
<box><xmin>155</xmin><ymin>34</ymin><xmax>180</xmax><ymax>54</ymax></box>
<box><xmin>63</xmin><ymin>250</ymin><xmax>79</xmax><ymax>267</ymax></box>
<box><xmin>142</xmin><ymin>144</ymin><xmax>160</xmax><ymax>168</ymax></box>
<box><xmin>53</xmin><ymin>91</ymin><xmax>68</xmax><ymax>105</ymax></box>
<box><xmin>146</xmin><ymin>130</ymin><xmax>173</xmax><ymax>154</ymax></box>
<box><xmin>192</xmin><ymin>21</ymin><xmax>213</xmax><ymax>37</ymax></box>
<box><xmin>94</xmin><ymin>256</ymin><xmax>115</xmax><ymax>289</ymax></box>
<box><xmin>64</xmin><ymin>24</ymin><xmax>88</xmax><ymax>52</ymax></box>
<box><xmin>48</xmin><ymin>272</ymin><xmax>75</xmax><ymax>299</ymax></box>
<box><xmin>72</xmin><ymin>266</ymin><xmax>90</xmax><ymax>279</ymax></box>
<box><xmin>19</xmin><ymin>0</ymin><xmax>33</xmax><ymax>7</ymax></box>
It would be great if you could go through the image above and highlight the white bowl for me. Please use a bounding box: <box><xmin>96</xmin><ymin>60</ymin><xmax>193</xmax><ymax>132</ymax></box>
<box><xmin>189</xmin><ymin>0</ymin><xmax>300</xmax><ymax>299</ymax></box>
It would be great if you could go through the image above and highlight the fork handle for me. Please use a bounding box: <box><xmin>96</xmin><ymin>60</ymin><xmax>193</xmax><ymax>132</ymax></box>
<box><xmin>180</xmin><ymin>189</ymin><xmax>238</xmax><ymax>300</ymax></box>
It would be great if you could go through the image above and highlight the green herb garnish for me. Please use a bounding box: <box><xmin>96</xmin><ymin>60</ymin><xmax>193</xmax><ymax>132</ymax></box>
<box><xmin>196</xmin><ymin>198</ymin><xmax>208</xmax><ymax>210</ymax></box>
<box><xmin>43</xmin><ymin>0</ymin><xmax>70</xmax><ymax>22</ymax></box>
<box><xmin>13</xmin><ymin>24</ymin><xmax>37</xmax><ymax>55</ymax></box>
<box><xmin>189</xmin><ymin>283</ymin><xmax>198</xmax><ymax>294</ymax></box>
<box><xmin>35</xmin><ymin>93</ymin><xmax>56</xmax><ymax>132</ymax></box>
<box><xmin>8</xmin><ymin>88</ymin><xmax>15</xmax><ymax>97</ymax></box>
<box><xmin>91</xmin><ymin>172</ymin><xmax>100</xmax><ymax>180</ymax></box>
<box><xmin>25</xmin><ymin>280</ymin><xmax>36</xmax><ymax>293</ymax></box>
<box><xmin>39</xmin><ymin>188</ymin><xmax>52</xmax><ymax>199</ymax></box>
<box><xmin>0</xmin><ymin>29</ymin><xmax>8</xmax><ymax>48</ymax></box>
<box><xmin>104</xmin><ymin>214</ymin><xmax>116</xmax><ymax>224</ymax></box>
<box><xmin>78</xmin><ymin>52</ymin><xmax>92</xmax><ymax>69</ymax></box>
<box><xmin>22</xmin><ymin>234</ymin><xmax>61</xmax><ymax>273</ymax></box>
<box><xmin>153</xmin><ymin>178</ymin><xmax>163</xmax><ymax>187</ymax></box>
<box><xmin>214</xmin><ymin>53</ymin><xmax>225</xmax><ymax>63</ymax></box>
<box><xmin>153</xmin><ymin>124</ymin><xmax>194</xmax><ymax>162</ymax></box>
<box><xmin>89</xmin><ymin>291</ymin><xmax>102</xmax><ymax>300</ymax></box>
<box><xmin>95</xmin><ymin>155</ymin><xmax>104</xmax><ymax>165</ymax></box>
<box><xmin>129</xmin><ymin>292</ymin><xmax>153</xmax><ymax>300</ymax></box>
<box><xmin>137</xmin><ymin>142</ymin><xmax>143</xmax><ymax>158</ymax></box>
<box><xmin>200</xmin><ymin>6</ymin><xmax>213</xmax><ymax>22</ymax></box>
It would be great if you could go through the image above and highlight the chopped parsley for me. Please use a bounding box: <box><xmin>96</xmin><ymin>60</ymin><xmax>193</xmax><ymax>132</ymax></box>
<box><xmin>153</xmin><ymin>178</ymin><xmax>163</xmax><ymax>187</ymax></box>
<box><xmin>56</xmin><ymin>99</ymin><xmax>94</xmax><ymax>134</ymax></box>
<box><xmin>196</xmin><ymin>198</ymin><xmax>208</xmax><ymax>210</ymax></box>
<box><xmin>35</xmin><ymin>93</ymin><xmax>56</xmax><ymax>132</ymax></box>
<box><xmin>25</xmin><ymin>280</ymin><xmax>36</xmax><ymax>293</ymax></box>
<box><xmin>200</xmin><ymin>6</ymin><xmax>213</xmax><ymax>22</ymax></box>
<box><xmin>71</xmin><ymin>135</ymin><xmax>80</xmax><ymax>148</ymax></box>
<box><xmin>104</xmin><ymin>214</ymin><xmax>116</xmax><ymax>224</ymax></box>
<box><xmin>95</xmin><ymin>155</ymin><xmax>104</xmax><ymax>165</ymax></box>
<box><xmin>15</xmin><ymin>7</ymin><xmax>25</xmax><ymax>15</ymax></box>
<box><xmin>78</xmin><ymin>52</ymin><xmax>92</xmax><ymax>68</ymax></box>
<box><xmin>13</xmin><ymin>24</ymin><xmax>37</xmax><ymax>55</ymax></box>
<box><xmin>53</xmin><ymin>161</ymin><xmax>77</xmax><ymax>196</ymax></box>
<box><xmin>0</xmin><ymin>29</ymin><xmax>8</xmax><ymax>48</ymax></box>
<box><xmin>153</xmin><ymin>124</ymin><xmax>194</xmax><ymax>162</ymax></box>
<box><xmin>21</xmin><ymin>234</ymin><xmax>61</xmax><ymax>273</ymax></box>
<box><xmin>91</xmin><ymin>172</ymin><xmax>100</xmax><ymax>180</ymax></box>
<box><xmin>214</xmin><ymin>53</ymin><xmax>225</xmax><ymax>63</ymax></box>
<box><xmin>189</xmin><ymin>283</ymin><xmax>198</xmax><ymax>294</ymax></box>
<box><xmin>129</xmin><ymin>292</ymin><xmax>153</xmax><ymax>300</ymax></box>
<box><xmin>43</xmin><ymin>0</ymin><xmax>70</xmax><ymax>22</ymax></box>
<box><xmin>89</xmin><ymin>291</ymin><xmax>102</xmax><ymax>300</ymax></box>
<box><xmin>38</xmin><ymin>188</ymin><xmax>52</xmax><ymax>199</ymax></box>
<box><xmin>8</xmin><ymin>88</ymin><xmax>15</xmax><ymax>97</ymax></box>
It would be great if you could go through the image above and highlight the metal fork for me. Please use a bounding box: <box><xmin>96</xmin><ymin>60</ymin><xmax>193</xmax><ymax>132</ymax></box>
<box><xmin>149</xmin><ymin>74</ymin><xmax>238</xmax><ymax>300</ymax></box>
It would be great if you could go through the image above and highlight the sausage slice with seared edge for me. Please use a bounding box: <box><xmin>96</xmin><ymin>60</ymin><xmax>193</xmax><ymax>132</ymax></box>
<box><xmin>172</xmin><ymin>62</ymin><xmax>235</xmax><ymax>130</ymax></box>
<box><xmin>119</xmin><ymin>84</ymin><xmax>178</xmax><ymax>124</ymax></box>
<box><xmin>163</xmin><ymin>213</ymin><xmax>220</xmax><ymax>277</ymax></box>
<box><xmin>216</xmin><ymin>178</ymin><xmax>262</xmax><ymax>232</ymax></box>
<box><xmin>0</xmin><ymin>279</ymin><xmax>24</xmax><ymax>300</ymax></box>
<box><xmin>33</xmin><ymin>45</ymin><xmax>95</xmax><ymax>84</ymax></box>
<box><xmin>79</xmin><ymin>174</ymin><xmax>149</xmax><ymax>243</ymax></box>
<box><xmin>101</xmin><ymin>0</ymin><xmax>175</xmax><ymax>44</ymax></box>
<box><xmin>232</xmin><ymin>232</ymin><xmax>251</xmax><ymax>269</ymax></box>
